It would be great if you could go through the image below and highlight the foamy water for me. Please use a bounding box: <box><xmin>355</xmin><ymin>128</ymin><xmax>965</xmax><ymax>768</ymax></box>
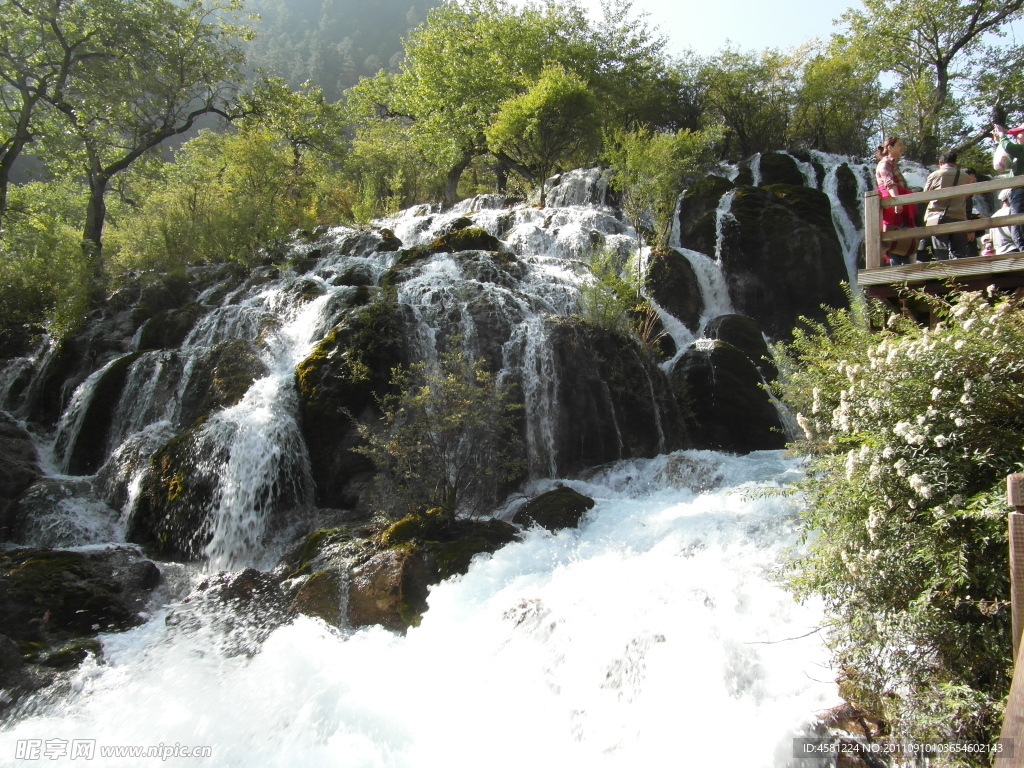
<box><xmin>0</xmin><ymin>450</ymin><xmax>838</xmax><ymax>767</ymax></box>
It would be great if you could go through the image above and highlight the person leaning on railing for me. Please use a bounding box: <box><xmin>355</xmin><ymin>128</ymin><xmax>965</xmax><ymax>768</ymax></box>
<box><xmin>992</xmin><ymin>123</ymin><xmax>1024</xmax><ymax>251</ymax></box>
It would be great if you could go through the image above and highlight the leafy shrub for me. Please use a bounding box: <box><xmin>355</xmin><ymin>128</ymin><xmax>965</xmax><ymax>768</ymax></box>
<box><xmin>357</xmin><ymin>349</ymin><xmax>524</xmax><ymax>520</ymax></box>
<box><xmin>0</xmin><ymin>181</ymin><xmax>90</xmax><ymax>350</ymax></box>
<box><xmin>108</xmin><ymin>128</ymin><xmax>348</xmax><ymax>274</ymax></box>
<box><xmin>773</xmin><ymin>290</ymin><xmax>1024</xmax><ymax>752</ymax></box>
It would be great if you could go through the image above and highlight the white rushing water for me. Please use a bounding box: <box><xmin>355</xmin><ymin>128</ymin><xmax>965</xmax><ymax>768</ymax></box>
<box><xmin>0</xmin><ymin>450</ymin><xmax>837</xmax><ymax>767</ymax></box>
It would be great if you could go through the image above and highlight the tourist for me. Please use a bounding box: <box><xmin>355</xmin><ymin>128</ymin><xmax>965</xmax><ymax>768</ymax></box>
<box><xmin>924</xmin><ymin>151</ymin><xmax>974</xmax><ymax>260</ymax></box>
<box><xmin>875</xmin><ymin>137</ymin><xmax>917</xmax><ymax>265</ymax></box>
<box><xmin>991</xmin><ymin>188</ymin><xmax>1017</xmax><ymax>255</ymax></box>
<box><xmin>992</xmin><ymin>123</ymin><xmax>1024</xmax><ymax>250</ymax></box>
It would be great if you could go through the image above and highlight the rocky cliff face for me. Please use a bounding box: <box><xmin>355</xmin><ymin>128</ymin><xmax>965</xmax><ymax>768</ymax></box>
<box><xmin>0</xmin><ymin>158</ymin><xmax>860</xmax><ymax>639</ymax></box>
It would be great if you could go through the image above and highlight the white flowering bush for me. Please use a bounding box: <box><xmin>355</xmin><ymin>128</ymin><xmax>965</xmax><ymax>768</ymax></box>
<box><xmin>773</xmin><ymin>289</ymin><xmax>1024</xmax><ymax>753</ymax></box>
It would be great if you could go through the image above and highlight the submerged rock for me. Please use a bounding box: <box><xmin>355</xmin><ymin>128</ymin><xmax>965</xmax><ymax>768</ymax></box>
<box><xmin>512</xmin><ymin>485</ymin><xmax>596</xmax><ymax>531</ymax></box>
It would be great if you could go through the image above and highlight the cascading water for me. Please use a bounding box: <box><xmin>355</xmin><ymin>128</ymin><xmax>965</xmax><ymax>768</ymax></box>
<box><xmin>0</xmin><ymin>165</ymin><xmax>858</xmax><ymax>762</ymax></box>
<box><xmin>0</xmin><ymin>450</ymin><xmax>838</xmax><ymax>767</ymax></box>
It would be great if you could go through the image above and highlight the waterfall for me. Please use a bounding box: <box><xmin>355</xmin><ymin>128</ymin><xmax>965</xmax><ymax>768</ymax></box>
<box><xmin>814</xmin><ymin>155</ymin><xmax>869</xmax><ymax>285</ymax></box>
<box><xmin>714</xmin><ymin>189</ymin><xmax>738</xmax><ymax>264</ymax></box>
<box><xmin>0</xmin><ymin>450</ymin><xmax>838</xmax><ymax>766</ymax></box>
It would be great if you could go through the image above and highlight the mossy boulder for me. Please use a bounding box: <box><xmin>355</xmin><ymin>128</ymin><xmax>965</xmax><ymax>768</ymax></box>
<box><xmin>295</xmin><ymin>300</ymin><xmax>404</xmax><ymax>509</ymax></box>
<box><xmin>137</xmin><ymin>302</ymin><xmax>207</xmax><ymax>351</ymax></box>
<box><xmin>58</xmin><ymin>351</ymin><xmax>146</xmax><ymax>476</ymax></box>
<box><xmin>127</xmin><ymin>418</ymin><xmax>217</xmax><ymax>559</ymax></box>
<box><xmin>547</xmin><ymin>317</ymin><xmax>686</xmax><ymax>476</ymax></box>
<box><xmin>512</xmin><ymin>486</ymin><xmax>596</xmax><ymax>531</ymax></box>
<box><xmin>178</xmin><ymin>339</ymin><xmax>268</xmax><ymax>428</ymax></box>
<box><xmin>644</xmin><ymin>249</ymin><xmax>704</xmax><ymax>333</ymax></box>
<box><xmin>288</xmin><ymin>570</ymin><xmax>345</xmax><ymax>626</ymax></box>
<box><xmin>130</xmin><ymin>270</ymin><xmax>195</xmax><ymax>329</ymax></box>
<box><xmin>429</xmin><ymin>227</ymin><xmax>503</xmax><ymax>254</ymax></box>
<box><xmin>835</xmin><ymin>162</ymin><xmax>863</xmax><ymax>227</ymax></box>
<box><xmin>703</xmin><ymin>314</ymin><xmax>777</xmax><ymax>381</ymax></box>
<box><xmin>758</xmin><ymin>152</ymin><xmax>806</xmax><ymax>187</ymax></box>
<box><xmin>0</xmin><ymin>547</ymin><xmax>159</xmax><ymax>650</ymax></box>
<box><xmin>671</xmin><ymin>339</ymin><xmax>786</xmax><ymax>453</ymax></box>
<box><xmin>678</xmin><ymin>181</ymin><xmax>848</xmax><ymax>340</ymax></box>
<box><xmin>348</xmin><ymin>514</ymin><xmax>518</xmax><ymax>631</ymax></box>
<box><xmin>676</xmin><ymin>175</ymin><xmax>736</xmax><ymax>255</ymax></box>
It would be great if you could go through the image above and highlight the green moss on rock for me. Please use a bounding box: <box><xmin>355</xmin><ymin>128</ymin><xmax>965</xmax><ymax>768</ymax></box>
<box><xmin>429</xmin><ymin>227</ymin><xmax>502</xmax><ymax>254</ymax></box>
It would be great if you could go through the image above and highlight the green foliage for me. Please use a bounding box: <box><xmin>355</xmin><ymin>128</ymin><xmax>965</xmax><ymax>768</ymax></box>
<box><xmin>108</xmin><ymin>128</ymin><xmax>346</xmax><ymax>273</ymax></box>
<box><xmin>578</xmin><ymin>247</ymin><xmax>665</xmax><ymax>355</ymax></box>
<box><xmin>838</xmin><ymin>0</ymin><xmax>1024</xmax><ymax>161</ymax></box>
<box><xmin>603</xmin><ymin>124</ymin><xmax>722</xmax><ymax>252</ymax></box>
<box><xmin>0</xmin><ymin>182</ymin><xmax>90</xmax><ymax>351</ymax></box>
<box><xmin>773</xmin><ymin>290</ymin><xmax>1024</xmax><ymax>749</ymax></box>
<box><xmin>357</xmin><ymin>349</ymin><xmax>524</xmax><ymax>520</ymax></box>
<box><xmin>788</xmin><ymin>42</ymin><xmax>884</xmax><ymax>156</ymax></box>
<box><xmin>486</xmin><ymin>65</ymin><xmax>601</xmax><ymax>207</ymax></box>
<box><xmin>699</xmin><ymin>47</ymin><xmax>797</xmax><ymax>160</ymax></box>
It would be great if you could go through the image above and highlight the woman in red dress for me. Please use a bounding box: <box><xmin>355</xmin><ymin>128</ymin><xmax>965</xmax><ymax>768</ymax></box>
<box><xmin>875</xmin><ymin>137</ymin><xmax>917</xmax><ymax>265</ymax></box>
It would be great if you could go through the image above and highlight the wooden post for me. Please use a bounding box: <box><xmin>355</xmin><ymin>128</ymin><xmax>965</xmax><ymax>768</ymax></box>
<box><xmin>863</xmin><ymin>190</ymin><xmax>882</xmax><ymax>269</ymax></box>
<box><xmin>1011</xmin><ymin>474</ymin><xmax>1024</xmax><ymax>662</ymax></box>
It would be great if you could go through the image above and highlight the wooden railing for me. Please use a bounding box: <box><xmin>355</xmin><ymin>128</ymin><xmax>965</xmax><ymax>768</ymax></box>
<box><xmin>864</xmin><ymin>175</ymin><xmax>1024</xmax><ymax>269</ymax></box>
<box><xmin>1000</xmin><ymin>474</ymin><xmax>1024</xmax><ymax>763</ymax></box>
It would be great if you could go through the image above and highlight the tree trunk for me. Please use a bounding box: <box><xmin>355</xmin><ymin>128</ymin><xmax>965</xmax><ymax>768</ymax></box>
<box><xmin>442</xmin><ymin>152</ymin><xmax>473</xmax><ymax>207</ymax></box>
<box><xmin>82</xmin><ymin>173</ymin><xmax>109</xmax><ymax>291</ymax></box>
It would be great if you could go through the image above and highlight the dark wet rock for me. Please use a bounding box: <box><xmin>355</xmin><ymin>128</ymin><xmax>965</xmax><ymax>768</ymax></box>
<box><xmin>295</xmin><ymin>301</ymin><xmax>404</xmax><ymax>509</ymax></box>
<box><xmin>835</xmin><ymin>163</ymin><xmax>862</xmax><ymax>228</ymax></box>
<box><xmin>127</xmin><ymin>420</ymin><xmax>217</xmax><ymax>559</ymax></box>
<box><xmin>378</xmin><ymin>228</ymin><xmax>403</xmax><ymax>252</ymax></box>
<box><xmin>347</xmin><ymin>513</ymin><xmax>518</xmax><ymax>631</ymax></box>
<box><xmin>347</xmin><ymin>548</ymin><xmax>430</xmax><ymax>632</ymax></box>
<box><xmin>0</xmin><ymin>413</ymin><xmax>41</xmax><ymax>537</ymax></box>
<box><xmin>166</xmin><ymin>568</ymin><xmax>288</xmax><ymax>654</ymax></box>
<box><xmin>429</xmin><ymin>227</ymin><xmax>503</xmax><ymax>254</ymax></box>
<box><xmin>671</xmin><ymin>339</ymin><xmax>786</xmax><ymax>453</ymax></box>
<box><xmin>645</xmin><ymin>250</ymin><xmax>704</xmax><ymax>333</ymax></box>
<box><xmin>3</xmin><ymin>477</ymin><xmax>118</xmax><ymax>547</ymax></box>
<box><xmin>436</xmin><ymin>217</ymin><xmax>474</xmax><ymax>238</ymax></box>
<box><xmin>338</xmin><ymin>230</ymin><xmax>394</xmax><ymax>259</ymax></box>
<box><xmin>137</xmin><ymin>303</ymin><xmax>207</xmax><ymax>351</ymax></box>
<box><xmin>547</xmin><ymin>318</ymin><xmax>686</xmax><ymax>476</ymax></box>
<box><xmin>57</xmin><ymin>351</ymin><xmax>146</xmax><ymax>476</ymax></box>
<box><xmin>0</xmin><ymin>632</ymin><xmax>56</xmax><ymax>714</ymax></box>
<box><xmin>334</xmin><ymin>262</ymin><xmax>376</xmax><ymax>287</ymax></box>
<box><xmin>758</xmin><ymin>152</ymin><xmax>806</xmax><ymax>187</ymax></box>
<box><xmin>703</xmin><ymin>314</ymin><xmax>777</xmax><ymax>380</ymax></box>
<box><xmin>0</xmin><ymin>547</ymin><xmax>159</xmax><ymax>649</ymax></box>
<box><xmin>288</xmin><ymin>570</ymin><xmax>345</xmax><ymax>626</ymax></box>
<box><xmin>678</xmin><ymin>181</ymin><xmax>849</xmax><ymax>340</ymax></box>
<box><xmin>512</xmin><ymin>486</ymin><xmax>596</xmax><ymax>531</ymax></box>
<box><xmin>178</xmin><ymin>339</ymin><xmax>269</xmax><ymax>429</ymax></box>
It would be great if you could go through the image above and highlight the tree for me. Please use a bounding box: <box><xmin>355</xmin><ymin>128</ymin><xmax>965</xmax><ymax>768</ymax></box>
<box><xmin>485</xmin><ymin>65</ymin><xmax>600</xmax><ymax>207</ymax></box>
<box><xmin>0</xmin><ymin>0</ymin><xmax>113</xmax><ymax>228</ymax></box>
<box><xmin>700</xmin><ymin>47</ymin><xmax>797</xmax><ymax>159</ymax></box>
<box><xmin>838</xmin><ymin>0</ymin><xmax>1024</xmax><ymax>162</ymax></box>
<box><xmin>603</xmin><ymin>124</ymin><xmax>722</xmax><ymax>252</ymax></box>
<box><xmin>357</xmin><ymin>350</ymin><xmax>524</xmax><ymax>519</ymax></box>
<box><xmin>788</xmin><ymin>42</ymin><xmax>883</xmax><ymax>156</ymax></box>
<box><xmin>37</xmin><ymin>0</ymin><xmax>247</xmax><ymax>282</ymax></box>
<box><xmin>347</xmin><ymin>0</ymin><xmax>681</xmax><ymax>205</ymax></box>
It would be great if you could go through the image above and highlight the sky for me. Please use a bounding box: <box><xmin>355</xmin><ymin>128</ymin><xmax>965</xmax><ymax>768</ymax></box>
<box><xmin>562</xmin><ymin>0</ymin><xmax>857</xmax><ymax>55</ymax></box>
